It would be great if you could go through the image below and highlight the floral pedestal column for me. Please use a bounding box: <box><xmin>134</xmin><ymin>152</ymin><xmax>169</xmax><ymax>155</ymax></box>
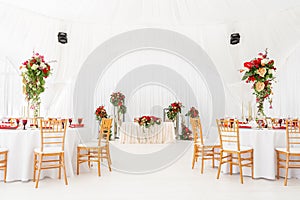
<box><xmin>174</xmin><ymin>116</ymin><xmax>179</xmax><ymax>139</ymax></box>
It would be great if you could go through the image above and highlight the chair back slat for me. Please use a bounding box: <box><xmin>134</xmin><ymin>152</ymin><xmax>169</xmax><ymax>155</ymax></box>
<box><xmin>216</xmin><ymin>118</ymin><xmax>240</xmax><ymax>151</ymax></box>
<box><xmin>39</xmin><ymin>119</ymin><xmax>67</xmax><ymax>152</ymax></box>
<box><xmin>98</xmin><ymin>118</ymin><xmax>113</xmax><ymax>146</ymax></box>
<box><xmin>190</xmin><ymin>118</ymin><xmax>204</xmax><ymax>145</ymax></box>
<box><xmin>286</xmin><ymin>119</ymin><xmax>300</xmax><ymax>151</ymax></box>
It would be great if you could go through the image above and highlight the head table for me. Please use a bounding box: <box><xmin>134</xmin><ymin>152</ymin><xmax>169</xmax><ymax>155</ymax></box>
<box><xmin>119</xmin><ymin>122</ymin><xmax>175</xmax><ymax>144</ymax></box>
<box><xmin>0</xmin><ymin>127</ymin><xmax>86</xmax><ymax>182</ymax></box>
<box><xmin>220</xmin><ymin>128</ymin><xmax>300</xmax><ymax>180</ymax></box>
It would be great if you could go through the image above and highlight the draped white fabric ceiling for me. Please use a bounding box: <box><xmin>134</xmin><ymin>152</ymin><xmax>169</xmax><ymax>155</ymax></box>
<box><xmin>1</xmin><ymin>0</ymin><xmax>300</xmax><ymax>137</ymax></box>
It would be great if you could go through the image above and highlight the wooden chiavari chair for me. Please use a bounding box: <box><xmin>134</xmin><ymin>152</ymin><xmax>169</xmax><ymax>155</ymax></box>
<box><xmin>77</xmin><ymin>118</ymin><xmax>113</xmax><ymax>176</ymax></box>
<box><xmin>216</xmin><ymin>118</ymin><xmax>254</xmax><ymax>184</ymax></box>
<box><xmin>276</xmin><ymin>119</ymin><xmax>300</xmax><ymax>186</ymax></box>
<box><xmin>190</xmin><ymin>117</ymin><xmax>220</xmax><ymax>173</ymax></box>
<box><xmin>0</xmin><ymin>148</ymin><xmax>8</xmax><ymax>183</ymax></box>
<box><xmin>33</xmin><ymin>119</ymin><xmax>68</xmax><ymax>188</ymax></box>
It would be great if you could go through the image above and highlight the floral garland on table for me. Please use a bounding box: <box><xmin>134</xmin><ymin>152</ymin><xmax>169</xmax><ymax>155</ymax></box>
<box><xmin>180</xmin><ymin>123</ymin><xmax>193</xmax><ymax>140</ymax></box>
<box><xmin>95</xmin><ymin>105</ymin><xmax>108</xmax><ymax>121</ymax></box>
<box><xmin>185</xmin><ymin>107</ymin><xmax>199</xmax><ymax>118</ymax></box>
<box><xmin>167</xmin><ymin>102</ymin><xmax>183</xmax><ymax>121</ymax></box>
<box><xmin>110</xmin><ymin>92</ymin><xmax>127</xmax><ymax>114</ymax></box>
<box><xmin>240</xmin><ymin>49</ymin><xmax>276</xmax><ymax>117</ymax></box>
<box><xmin>20</xmin><ymin>52</ymin><xmax>52</xmax><ymax>117</ymax></box>
<box><xmin>135</xmin><ymin>116</ymin><xmax>161</xmax><ymax>128</ymax></box>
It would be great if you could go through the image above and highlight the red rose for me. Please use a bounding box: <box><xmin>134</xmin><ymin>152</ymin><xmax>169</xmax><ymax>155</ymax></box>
<box><xmin>244</xmin><ymin>62</ymin><xmax>252</xmax><ymax>69</ymax></box>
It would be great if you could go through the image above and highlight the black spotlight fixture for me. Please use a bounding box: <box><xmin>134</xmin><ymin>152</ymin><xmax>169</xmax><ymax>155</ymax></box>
<box><xmin>230</xmin><ymin>33</ymin><xmax>240</xmax><ymax>45</ymax></box>
<box><xmin>58</xmin><ymin>32</ymin><xmax>68</xmax><ymax>44</ymax></box>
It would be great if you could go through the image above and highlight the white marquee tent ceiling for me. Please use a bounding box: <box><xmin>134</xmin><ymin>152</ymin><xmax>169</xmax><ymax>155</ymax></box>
<box><xmin>1</xmin><ymin>0</ymin><xmax>300</xmax><ymax>24</ymax></box>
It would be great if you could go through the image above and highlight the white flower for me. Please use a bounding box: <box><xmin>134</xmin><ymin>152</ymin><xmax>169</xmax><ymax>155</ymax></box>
<box><xmin>40</xmin><ymin>62</ymin><xmax>46</xmax><ymax>69</ymax></box>
<box><xmin>261</xmin><ymin>58</ymin><xmax>269</xmax><ymax>65</ymax></box>
<box><xmin>21</xmin><ymin>67</ymin><xmax>27</xmax><ymax>73</ymax></box>
<box><xmin>269</xmin><ymin>69</ymin><xmax>274</xmax><ymax>74</ymax></box>
<box><xmin>31</xmin><ymin>64</ymin><xmax>39</xmax><ymax>70</ymax></box>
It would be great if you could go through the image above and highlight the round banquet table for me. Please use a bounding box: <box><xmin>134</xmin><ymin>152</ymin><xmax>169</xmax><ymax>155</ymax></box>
<box><xmin>0</xmin><ymin>127</ymin><xmax>84</xmax><ymax>182</ymax></box>
<box><xmin>220</xmin><ymin>128</ymin><xmax>300</xmax><ymax>179</ymax></box>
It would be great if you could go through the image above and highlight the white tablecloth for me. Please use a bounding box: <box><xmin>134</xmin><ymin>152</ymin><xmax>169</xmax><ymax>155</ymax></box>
<box><xmin>0</xmin><ymin>128</ymin><xmax>82</xmax><ymax>182</ymax></box>
<box><xmin>221</xmin><ymin>128</ymin><xmax>300</xmax><ymax>179</ymax></box>
<box><xmin>119</xmin><ymin>122</ymin><xmax>175</xmax><ymax>144</ymax></box>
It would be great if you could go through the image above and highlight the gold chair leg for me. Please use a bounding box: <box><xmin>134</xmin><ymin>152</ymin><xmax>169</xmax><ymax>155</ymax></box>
<box><xmin>201</xmin><ymin>148</ymin><xmax>205</xmax><ymax>174</ymax></box>
<box><xmin>251</xmin><ymin>150</ymin><xmax>254</xmax><ymax>179</ymax></box>
<box><xmin>58</xmin><ymin>155</ymin><xmax>62</xmax><ymax>179</ymax></box>
<box><xmin>33</xmin><ymin>153</ymin><xmax>36</xmax><ymax>182</ymax></box>
<box><xmin>276</xmin><ymin>151</ymin><xmax>280</xmax><ymax>179</ymax></box>
<box><xmin>77</xmin><ymin>148</ymin><xmax>80</xmax><ymax>175</ymax></box>
<box><xmin>284</xmin><ymin>153</ymin><xmax>289</xmax><ymax>186</ymax></box>
<box><xmin>238</xmin><ymin>153</ymin><xmax>243</xmax><ymax>184</ymax></box>
<box><xmin>4</xmin><ymin>152</ymin><xmax>7</xmax><ymax>183</ymax></box>
<box><xmin>35</xmin><ymin>154</ymin><xmax>43</xmax><ymax>188</ymax></box>
<box><xmin>216</xmin><ymin>151</ymin><xmax>223</xmax><ymax>179</ymax></box>
<box><xmin>229</xmin><ymin>153</ymin><xmax>233</xmax><ymax>175</ymax></box>
<box><xmin>62</xmin><ymin>154</ymin><xmax>68</xmax><ymax>186</ymax></box>
<box><xmin>192</xmin><ymin>146</ymin><xmax>196</xmax><ymax>169</ymax></box>
<box><xmin>212</xmin><ymin>147</ymin><xmax>215</xmax><ymax>168</ymax></box>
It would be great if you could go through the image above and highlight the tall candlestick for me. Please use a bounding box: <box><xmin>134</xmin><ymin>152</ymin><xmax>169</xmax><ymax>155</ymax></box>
<box><xmin>242</xmin><ymin>101</ymin><xmax>244</xmax><ymax>121</ymax></box>
<box><xmin>248</xmin><ymin>101</ymin><xmax>252</xmax><ymax>121</ymax></box>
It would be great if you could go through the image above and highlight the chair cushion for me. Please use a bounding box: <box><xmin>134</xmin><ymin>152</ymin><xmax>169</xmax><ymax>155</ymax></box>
<box><xmin>0</xmin><ymin>147</ymin><xmax>8</xmax><ymax>152</ymax></box>
<box><xmin>195</xmin><ymin>139</ymin><xmax>220</xmax><ymax>147</ymax></box>
<box><xmin>78</xmin><ymin>141</ymin><xmax>99</xmax><ymax>148</ymax></box>
<box><xmin>223</xmin><ymin>145</ymin><xmax>252</xmax><ymax>152</ymax></box>
<box><xmin>34</xmin><ymin>147</ymin><xmax>64</xmax><ymax>154</ymax></box>
<box><xmin>276</xmin><ymin>147</ymin><xmax>300</xmax><ymax>154</ymax></box>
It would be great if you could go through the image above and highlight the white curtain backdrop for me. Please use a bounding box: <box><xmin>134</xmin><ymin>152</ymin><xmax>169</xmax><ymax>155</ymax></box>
<box><xmin>1</xmin><ymin>0</ymin><xmax>300</xmax><ymax>139</ymax></box>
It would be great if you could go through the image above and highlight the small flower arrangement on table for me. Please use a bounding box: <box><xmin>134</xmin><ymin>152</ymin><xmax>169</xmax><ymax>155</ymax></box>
<box><xmin>180</xmin><ymin>123</ymin><xmax>193</xmax><ymax>140</ymax></box>
<box><xmin>167</xmin><ymin>102</ymin><xmax>183</xmax><ymax>121</ymax></box>
<box><xmin>95</xmin><ymin>105</ymin><xmax>108</xmax><ymax>121</ymax></box>
<box><xmin>185</xmin><ymin>107</ymin><xmax>199</xmax><ymax>118</ymax></box>
<box><xmin>136</xmin><ymin>116</ymin><xmax>161</xmax><ymax>128</ymax></box>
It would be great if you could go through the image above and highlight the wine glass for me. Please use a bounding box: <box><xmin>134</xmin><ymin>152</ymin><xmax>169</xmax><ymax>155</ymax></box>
<box><xmin>22</xmin><ymin>119</ymin><xmax>27</xmax><ymax>130</ymax></box>
<box><xmin>69</xmin><ymin>118</ymin><xmax>72</xmax><ymax>125</ymax></box>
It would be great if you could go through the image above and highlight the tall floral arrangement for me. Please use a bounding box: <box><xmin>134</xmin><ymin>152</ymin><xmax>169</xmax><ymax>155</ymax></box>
<box><xmin>95</xmin><ymin>105</ymin><xmax>108</xmax><ymax>121</ymax></box>
<box><xmin>240</xmin><ymin>49</ymin><xmax>276</xmax><ymax>116</ymax></box>
<box><xmin>185</xmin><ymin>107</ymin><xmax>199</xmax><ymax>118</ymax></box>
<box><xmin>110</xmin><ymin>92</ymin><xmax>127</xmax><ymax>114</ymax></box>
<box><xmin>167</xmin><ymin>102</ymin><xmax>183</xmax><ymax>121</ymax></box>
<box><xmin>20</xmin><ymin>52</ymin><xmax>52</xmax><ymax>117</ymax></box>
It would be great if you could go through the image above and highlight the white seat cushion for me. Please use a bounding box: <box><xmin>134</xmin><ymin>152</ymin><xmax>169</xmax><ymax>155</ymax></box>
<box><xmin>0</xmin><ymin>147</ymin><xmax>8</xmax><ymax>152</ymax></box>
<box><xmin>223</xmin><ymin>145</ymin><xmax>252</xmax><ymax>152</ymax></box>
<box><xmin>276</xmin><ymin>147</ymin><xmax>300</xmax><ymax>154</ymax></box>
<box><xmin>34</xmin><ymin>147</ymin><xmax>64</xmax><ymax>154</ymax></box>
<box><xmin>195</xmin><ymin>139</ymin><xmax>220</xmax><ymax>146</ymax></box>
<box><xmin>78</xmin><ymin>141</ymin><xmax>98</xmax><ymax>148</ymax></box>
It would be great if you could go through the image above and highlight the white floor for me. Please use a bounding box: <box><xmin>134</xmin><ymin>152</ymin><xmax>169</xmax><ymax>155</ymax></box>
<box><xmin>1</xmin><ymin>142</ymin><xmax>300</xmax><ymax>200</ymax></box>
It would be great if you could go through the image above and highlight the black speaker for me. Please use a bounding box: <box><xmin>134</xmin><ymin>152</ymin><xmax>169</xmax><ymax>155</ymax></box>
<box><xmin>230</xmin><ymin>33</ymin><xmax>240</xmax><ymax>45</ymax></box>
<box><xmin>58</xmin><ymin>32</ymin><xmax>67</xmax><ymax>44</ymax></box>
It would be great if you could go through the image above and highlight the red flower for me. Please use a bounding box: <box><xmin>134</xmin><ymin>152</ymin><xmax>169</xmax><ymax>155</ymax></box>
<box><xmin>244</xmin><ymin>62</ymin><xmax>252</xmax><ymax>69</ymax></box>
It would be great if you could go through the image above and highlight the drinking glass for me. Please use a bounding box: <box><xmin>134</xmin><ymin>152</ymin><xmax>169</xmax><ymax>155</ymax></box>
<box><xmin>69</xmin><ymin>118</ymin><xmax>72</xmax><ymax>125</ymax></box>
<box><xmin>22</xmin><ymin>119</ymin><xmax>27</xmax><ymax>130</ymax></box>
